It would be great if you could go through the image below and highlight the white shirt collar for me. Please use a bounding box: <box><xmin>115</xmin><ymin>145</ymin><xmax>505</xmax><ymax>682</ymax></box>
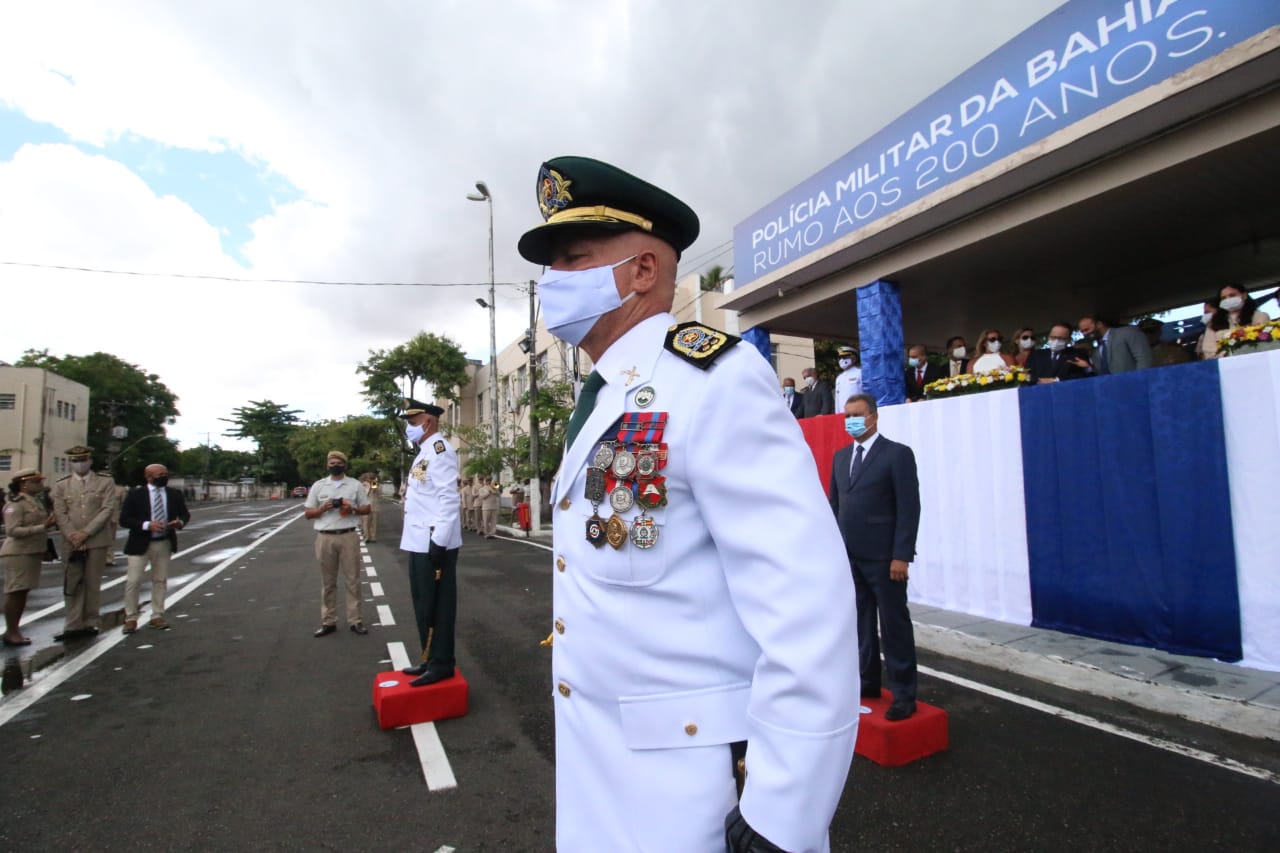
<box><xmin>854</xmin><ymin>431</ymin><xmax>880</xmax><ymax>454</ymax></box>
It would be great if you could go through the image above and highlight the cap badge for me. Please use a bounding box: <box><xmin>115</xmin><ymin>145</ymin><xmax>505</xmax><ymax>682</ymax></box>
<box><xmin>538</xmin><ymin>165</ymin><xmax>573</xmax><ymax>221</ymax></box>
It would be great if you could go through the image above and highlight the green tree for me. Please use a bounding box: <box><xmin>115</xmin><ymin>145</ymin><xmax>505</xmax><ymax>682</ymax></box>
<box><xmin>220</xmin><ymin>400</ymin><xmax>302</xmax><ymax>485</ymax></box>
<box><xmin>357</xmin><ymin>332</ymin><xmax>471</xmax><ymax>416</ymax></box>
<box><xmin>175</xmin><ymin>445</ymin><xmax>259</xmax><ymax>482</ymax></box>
<box><xmin>286</xmin><ymin>416</ymin><xmax>403</xmax><ymax>485</ymax></box>
<box><xmin>699</xmin><ymin>264</ymin><xmax>729</xmax><ymax>293</ymax></box>
<box><xmin>16</xmin><ymin>349</ymin><xmax>181</xmax><ymax>482</ymax></box>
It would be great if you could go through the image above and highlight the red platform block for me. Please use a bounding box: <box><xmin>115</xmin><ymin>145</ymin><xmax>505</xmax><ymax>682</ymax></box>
<box><xmin>854</xmin><ymin>690</ymin><xmax>948</xmax><ymax>767</ymax></box>
<box><xmin>372</xmin><ymin>668</ymin><xmax>469</xmax><ymax>730</ymax></box>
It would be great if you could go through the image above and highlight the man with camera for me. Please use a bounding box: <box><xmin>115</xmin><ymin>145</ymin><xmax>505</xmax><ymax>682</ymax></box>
<box><xmin>303</xmin><ymin>450</ymin><xmax>372</xmax><ymax>637</ymax></box>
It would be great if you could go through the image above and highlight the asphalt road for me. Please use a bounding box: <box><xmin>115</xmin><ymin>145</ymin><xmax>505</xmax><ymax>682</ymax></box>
<box><xmin>0</xmin><ymin>499</ymin><xmax>1276</xmax><ymax>852</ymax></box>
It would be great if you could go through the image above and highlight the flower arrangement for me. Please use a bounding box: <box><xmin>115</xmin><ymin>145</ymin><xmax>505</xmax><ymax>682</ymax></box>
<box><xmin>924</xmin><ymin>366</ymin><xmax>1032</xmax><ymax>399</ymax></box>
<box><xmin>1218</xmin><ymin>320</ymin><xmax>1280</xmax><ymax>355</ymax></box>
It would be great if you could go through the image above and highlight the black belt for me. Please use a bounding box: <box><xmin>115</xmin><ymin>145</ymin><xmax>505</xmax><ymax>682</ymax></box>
<box><xmin>318</xmin><ymin>528</ymin><xmax>357</xmax><ymax>535</ymax></box>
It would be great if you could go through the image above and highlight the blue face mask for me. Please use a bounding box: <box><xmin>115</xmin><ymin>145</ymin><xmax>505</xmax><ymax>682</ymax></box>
<box><xmin>783</xmin><ymin>386</ymin><xmax>795</xmax><ymax>398</ymax></box>
<box><xmin>537</xmin><ymin>255</ymin><xmax>637</xmax><ymax>346</ymax></box>
<box><xmin>844</xmin><ymin>416</ymin><xmax>867</xmax><ymax>437</ymax></box>
<box><xmin>907</xmin><ymin>356</ymin><xmax>921</xmax><ymax>368</ymax></box>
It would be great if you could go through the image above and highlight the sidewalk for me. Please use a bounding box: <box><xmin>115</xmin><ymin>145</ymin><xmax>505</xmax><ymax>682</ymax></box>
<box><xmin>493</xmin><ymin>523</ymin><xmax>1280</xmax><ymax>742</ymax></box>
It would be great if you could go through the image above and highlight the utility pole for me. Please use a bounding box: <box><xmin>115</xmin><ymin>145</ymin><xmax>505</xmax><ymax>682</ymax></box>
<box><xmin>527</xmin><ymin>279</ymin><xmax>541</xmax><ymax>533</ymax></box>
<box><xmin>200</xmin><ymin>432</ymin><xmax>212</xmax><ymax>501</ymax></box>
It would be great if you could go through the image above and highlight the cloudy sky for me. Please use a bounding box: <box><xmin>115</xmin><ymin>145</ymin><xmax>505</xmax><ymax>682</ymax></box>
<box><xmin>0</xmin><ymin>0</ymin><xmax>1062</xmax><ymax>451</ymax></box>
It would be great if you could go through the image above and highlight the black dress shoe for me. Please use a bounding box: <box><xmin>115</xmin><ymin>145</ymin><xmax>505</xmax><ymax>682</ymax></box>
<box><xmin>313</xmin><ymin>625</ymin><xmax>337</xmax><ymax>637</ymax></box>
<box><xmin>885</xmin><ymin>699</ymin><xmax>917</xmax><ymax>722</ymax></box>
<box><xmin>349</xmin><ymin>623</ymin><xmax>368</xmax><ymax>635</ymax></box>
<box><xmin>410</xmin><ymin>667</ymin><xmax>455</xmax><ymax>687</ymax></box>
<box><xmin>400</xmin><ymin>663</ymin><xmax>429</xmax><ymax>676</ymax></box>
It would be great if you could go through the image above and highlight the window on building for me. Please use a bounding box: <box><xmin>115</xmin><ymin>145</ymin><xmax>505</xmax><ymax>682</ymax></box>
<box><xmin>0</xmin><ymin>455</ymin><xmax>11</xmax><ymax>471</ymax></box>
<box><xmin>57</xmin><ymin>400</ymin><xmax>65</xmax><ymax>418</ymax></box>
<box><xmin>770</xmin><ymin>342</ymin><xmax>780</xmax><ymax>372</ymax></box>
<box><xmin>0</xmin><ymin>393</ymin><xmax>14</xmax><ymax>410</ymax></box>
<box><xmin>69</xmin><ymin>403</ymin><xmax>76</xmax><ymax>421</ymax></box>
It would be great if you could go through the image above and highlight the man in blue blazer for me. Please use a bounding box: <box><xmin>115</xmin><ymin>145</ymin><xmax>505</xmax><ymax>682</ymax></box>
<box><xmin>829</xmin><ymin>393</ymin><xmax>922</xmax><ymax>721</ymax></box>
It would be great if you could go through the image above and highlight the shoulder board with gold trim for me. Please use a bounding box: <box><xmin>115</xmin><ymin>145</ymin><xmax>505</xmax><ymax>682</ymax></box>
<box><xmin>433</xmin><ymin>440</ymin><xmax>446</xmax><ymax>454</ymax></box>
<box><xmin>663</xmin><ymin>322</ymin><xmax>740</xmax><ymax>370</ymax></box>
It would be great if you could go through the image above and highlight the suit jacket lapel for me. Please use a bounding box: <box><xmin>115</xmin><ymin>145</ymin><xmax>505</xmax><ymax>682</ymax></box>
<box><xmin>848</xmin><ymin>438</ymin><xmax>886</xmax><ymax>489</ymax></box>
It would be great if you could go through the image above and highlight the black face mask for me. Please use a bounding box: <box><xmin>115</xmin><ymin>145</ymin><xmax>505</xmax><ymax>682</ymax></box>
<box><xmin>151</xmin><ymin>476</ymin><xmax>169</xmax><ymax>488</ymax></box>
<box><xmin>328</xmin><ymin>465</ymin><xmax>346</xmax><ymax>476</ymax></box>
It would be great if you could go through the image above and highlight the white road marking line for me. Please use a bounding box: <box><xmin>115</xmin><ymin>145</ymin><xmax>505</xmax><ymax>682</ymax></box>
<box><xmin>24</xmin><ymin>505</ymin><xmax>299</xmax><ymax>625</ymax></box>
<box><xmin>363</xmin><ymin>555</ymin><xmax>373</xmax><ymax>563</ymax></box>
<box><xmin>434</xmin><ymin>847</ymin><xmax>457</xmax><ymax>853</ymax></box>
<box><xmin>507</xmin><ymin>535</ymin><xmax>553</xmax><ymax>553</ymax></box>
<box><xmin>917</xmin><ymin>664</ymin><xmax>1279</xmax><ymax>784</ymax></box>
<box><xmin>0</xmin><ymin>513</ymin><xmax>304</xmax><ymax>728</ymax></box>
<box><xmin>370</xmin><ymin>582</ymin><xmax>384</xmax><ymax>597</ymax></box>
<box><xmin>385</xmin><ymin>642</ymin><xmax>458</xmax><ymax>791</ymax></box>
<box><xmin>377</xmin><ymin>604</ymin><xmax>395</xmax><ymax>626</ymax></box>
<box><xmin>365</xmin><ymin>566</ymin><xmax>377</xmax><ymax>577</ymax></box>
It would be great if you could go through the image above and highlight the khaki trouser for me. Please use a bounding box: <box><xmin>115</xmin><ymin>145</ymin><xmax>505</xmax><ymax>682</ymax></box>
<box><xmin>481</xmin><ymin>507</ymin><xmax>497</xmax><ymax>536</ymax></box>
<box><xmin>464</xmin><ymin>505</ymin><xmax>476</xmax><ymax>530</ymax></box>
<box><xmin>315</xmin><ymin>531</ymin><xmax>362</xmax><ymax>626</ymax></box>
<box><xmin>360</xmin><ymin>506</ymin><xmax>377</xmax><ymax>540</ymax></box>
<box><xmin>63</xmin><ymin>546</ymin><xmax>107</xmax><ymax>631</ymax></box>
<box><xmin>125</xmin><ymin>539</ymin><xmax>173</xmax><ymax>620</ymax></box>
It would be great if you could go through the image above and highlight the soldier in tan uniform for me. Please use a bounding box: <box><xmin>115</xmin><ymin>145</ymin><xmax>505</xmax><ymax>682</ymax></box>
<box><xmin>358</xmin><ymin>473</ymin><xmax>379</xmax><ymax>543</ymax></box>
<box><xmin>50</xmin><ymin>445</ymin><xmax>119</xmax><ymax>640</ymax></box>
<box><xmin>2</xmin><ymin>469</ymin><xmax>56</xmax><ymax>646</ymax></box>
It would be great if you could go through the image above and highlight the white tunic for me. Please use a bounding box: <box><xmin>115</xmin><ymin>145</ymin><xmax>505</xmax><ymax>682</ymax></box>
<box><xmin>399</xmin><ymin>431</ymin><xmax>462</xmax><ymax>552</ymax></box>
<box><xmin>834</xmin><ymin>365</ymin><xmax>862</xmax><ymax>409</ymax></box>
<box><xmin>550</xmin><ymin>313</ymin><xmax>859</xmax><ymax>853</ymax></box>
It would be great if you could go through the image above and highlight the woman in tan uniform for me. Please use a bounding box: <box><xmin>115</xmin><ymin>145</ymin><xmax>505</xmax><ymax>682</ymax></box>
<box><xmin>2</xmin><ymin>469</ymin><xmax>56</xmax><ymax>646</ymax></box>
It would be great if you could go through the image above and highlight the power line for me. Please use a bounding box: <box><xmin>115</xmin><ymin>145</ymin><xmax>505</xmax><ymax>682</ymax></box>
<box><xmin>0</xmin><ymin>259</ymin><xmax>527</xmax><ymax>288</ymax></box>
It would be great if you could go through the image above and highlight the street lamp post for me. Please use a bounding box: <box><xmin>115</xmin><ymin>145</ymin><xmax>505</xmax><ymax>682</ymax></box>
<box><xmin>467</xmin><ymin>180</ymin><xmax>499</xmax><ymax>465</ymax></box>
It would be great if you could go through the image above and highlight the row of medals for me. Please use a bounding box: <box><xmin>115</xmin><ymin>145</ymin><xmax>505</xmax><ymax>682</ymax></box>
<box><xmin>584</xmin><ymin>440</ymin><xmax>661</xmax><ymax>550</ymax></box>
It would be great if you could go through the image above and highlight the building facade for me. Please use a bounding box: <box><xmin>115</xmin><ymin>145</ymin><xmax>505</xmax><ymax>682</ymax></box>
<box><xmin>0</xmin><ymin>366</ymin><xmax>90</xmax><ymax>490</ymax></box>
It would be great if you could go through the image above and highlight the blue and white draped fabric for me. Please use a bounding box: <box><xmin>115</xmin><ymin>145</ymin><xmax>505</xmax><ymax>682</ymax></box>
<box><xmin>870</xmin><ymin>347</ymin><xmax>1280</xmax><ymax>671</ymax></box>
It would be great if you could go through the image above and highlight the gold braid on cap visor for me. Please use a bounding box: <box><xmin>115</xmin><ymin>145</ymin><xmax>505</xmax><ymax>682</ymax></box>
<box><xmin>545</xmin><ymin>205</ymin><xmax>653</xmax><ymax>232</ymax></box>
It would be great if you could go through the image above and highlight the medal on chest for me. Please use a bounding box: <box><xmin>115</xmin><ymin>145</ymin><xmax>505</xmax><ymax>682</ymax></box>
<box><xmin>578</xmin><ymin>412</ymin><xmax>670</xmax><ymax>550</ymax></box>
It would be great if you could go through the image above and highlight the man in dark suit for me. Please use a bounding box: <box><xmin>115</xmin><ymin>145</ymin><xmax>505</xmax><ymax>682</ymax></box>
<box><xmin>782</xmin><ymin>377</ymin><xmax>804</xmax><ymax>418</ymax></box>
<box><xmin>799</xmin><ymin>366</ymin><xmax>833</xmax><ymax>418</ymax></box>
<box><xmin>1078</xmin><ymin>314</ymin><xmax>1153</xmax><ymax>374</ymax></box>
<box><xmin>829</xmin><ymin>393</ymin><xmax>922</xmax><ymax>721</ymax></box>
<box><xmin>904</xmin><ymin>344</ymin><xmax>947</xmax><ymax>401</ymax></box>
<box><xmin>1027</xmin><ymin>322</ymin><xmax>1091</xmax><ymax>383</ymax></box>
<box><xmin>119</xmin><ymin>463</ymin><xmax>191</xmax><ymax>633</ymax></box>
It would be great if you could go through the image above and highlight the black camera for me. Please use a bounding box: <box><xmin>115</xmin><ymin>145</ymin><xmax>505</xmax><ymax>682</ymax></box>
<box><xmin>331</xmin><ymin>497</ymin><xmax>343</xmax><ymax>509</ymax></box>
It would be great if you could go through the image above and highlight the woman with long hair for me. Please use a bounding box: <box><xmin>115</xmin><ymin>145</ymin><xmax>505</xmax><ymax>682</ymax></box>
<box><xmin>967</xmin><ymin>328</ymin><xmax>1016</xmax><ymax>373</ymax></box>
<box><xmin>1013</xmin><ymin>327</ymin><xmax>1037</xmax><ymax>368</ymax></box>
<box><xmin>1202</xmin><ymin>285</ymin><xmax>1271</xmax><ymax>359</ymax></box>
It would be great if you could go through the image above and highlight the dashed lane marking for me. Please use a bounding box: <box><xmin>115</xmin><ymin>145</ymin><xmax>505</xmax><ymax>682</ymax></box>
<box><xmin>377</xmin><ymin>604</ymin><xmax>395</xmax><ymax>626</ymax></box>
<box><xmin>365</xmin><ymin>566</ymin><xmax>377</xmax><ymax>577</ymax></box>
<box><xmin>370</xmin><ymin>582</ymin><xmax>384</xmax><ymax>598</ymax></box>
<box><xmin>387</xmin><ymin>641</ymin><xmax>458</xmax><ymax>791</ymax></box>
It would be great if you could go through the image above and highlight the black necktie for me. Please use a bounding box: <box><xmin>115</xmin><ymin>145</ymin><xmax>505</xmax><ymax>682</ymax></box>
<box><xmin>849</xmin><ymin>443</ymin><xmax>865</xmax><ymax>481</ymax></box>
<box><xmin>565</xmin><ymin>371</ymin><xmax>605</xmax><ymax>450</ymax></box>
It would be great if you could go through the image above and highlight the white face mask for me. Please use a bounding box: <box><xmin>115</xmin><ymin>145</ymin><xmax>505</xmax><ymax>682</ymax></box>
<box><xmin>804</xmin><ymin>376</ymin><xmax>816</xmax><ymax>389</ymax></box>
<box><xmin>1018</xmin><ymin>337</ymin><xmax>1035</xmax><ymax>350</ymax></box>
<box><xmin>1047</xmin><ymin>339</ymin><xmax>1068</xmax><ymax>352</ymax></box>
<box><xmin>838</xmin><ymin>357</ymin><xmax>853</xmax><ymax>370</ymax></box>
<box><xmin>71</xmin><ymin>460</ymin><xmax>92</xmax><ymax>475</ymax></box>
<box><xmin>1202</xmin><ymin>312</ymin><xmax>1215</xmax><ymax>325</ymax></box>
<box><xmin>537</xmin><ymin>255</ymin><xmax>637</xmax><ymax>346</ymax></box>
<box><xmin>1220</xmin><ymin>295</ymin><xmax>1244</xmax><ymax>312</ymax></box>
<box><xmin>405</xmin><ymin>422</ymin><xmax>425</xmax><ymax>444</ymax></box>
<box><xmin>986</xmin><ymin>340</ymin><xmax>1002</xmax><ymax>353</ymax></box>
<box><xmin>952</xmin><ymin>347</ymin><xmax>967</xmax><ymax>360</ymax></box>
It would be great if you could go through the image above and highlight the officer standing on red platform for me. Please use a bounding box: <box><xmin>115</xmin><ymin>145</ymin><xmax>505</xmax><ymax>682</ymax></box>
<box><xmin>520</xmin><ymin>156</ymin><xmax>859</xmax><ymax>853</ymax></box>
<box><xmin>397</xmin><ymin>399</ymin><xmax>462</xmax><ymax>687</ymax></box>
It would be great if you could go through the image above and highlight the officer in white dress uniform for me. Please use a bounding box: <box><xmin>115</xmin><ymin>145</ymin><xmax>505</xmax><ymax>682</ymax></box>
<box><xmin>833</xmin><ymin>344</ymin><xmax>863</xmax><ymax>409</ymax></box>
<box><xmin>520</xmin><ymin>156</ymin><xmax>859</xmax><ymax>853</ymax></box>
<box><xmin>397</xmin><ymin>399</ymin><xmax>463</xmax><ymax>686</ymax></box>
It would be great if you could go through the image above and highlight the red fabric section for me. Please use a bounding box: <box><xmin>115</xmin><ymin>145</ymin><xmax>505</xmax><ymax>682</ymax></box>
<box><xmin>798</xmin><ymin>414</ymin><xmax>853</xmax><ymax>495</ymax></box>
<box><xmin>372</xmin><ymin>668</ymin><xmax>470</xmax><ymax>729</ymax></box>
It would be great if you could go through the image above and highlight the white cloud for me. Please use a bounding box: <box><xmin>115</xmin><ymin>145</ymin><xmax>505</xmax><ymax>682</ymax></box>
<box><xmin>0</xmin><ymin>0</ymin><xmax>1065</xmax><ymax>457</ymax></box>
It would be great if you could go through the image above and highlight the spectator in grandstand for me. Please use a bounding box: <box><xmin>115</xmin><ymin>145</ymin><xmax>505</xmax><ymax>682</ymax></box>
<box><xmin>967</xmin><ymin>329</ymin><xmax>1015</xmax><ymax>373</ymax></box>
<box><xmin>1202</xmin><ymin>285</ymin><xmax>1272</xmax><ymax>359</ymax></box>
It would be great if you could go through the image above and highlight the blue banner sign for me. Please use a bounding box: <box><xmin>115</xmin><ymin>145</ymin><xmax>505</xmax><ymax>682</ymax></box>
<box><xmin>734</xmin><ymin>0</ymin><xmax>1280</xmax><ymax>286</ymax></box>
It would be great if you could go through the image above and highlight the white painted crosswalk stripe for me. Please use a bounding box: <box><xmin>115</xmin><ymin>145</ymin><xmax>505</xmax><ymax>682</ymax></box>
<box><xmin>386</xmin><ymin>641</ymin><xmax>458</xmax><ymax>791</ymax></box>
<box><xmin>370</xmin><ymin>582</ymin><xmax>384</xmax><ymax>597</ymax></box>
<box><xmin>377</xmin><ymin>604</ymin><xmax>395</xmax><ymax>626</ymax></box>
